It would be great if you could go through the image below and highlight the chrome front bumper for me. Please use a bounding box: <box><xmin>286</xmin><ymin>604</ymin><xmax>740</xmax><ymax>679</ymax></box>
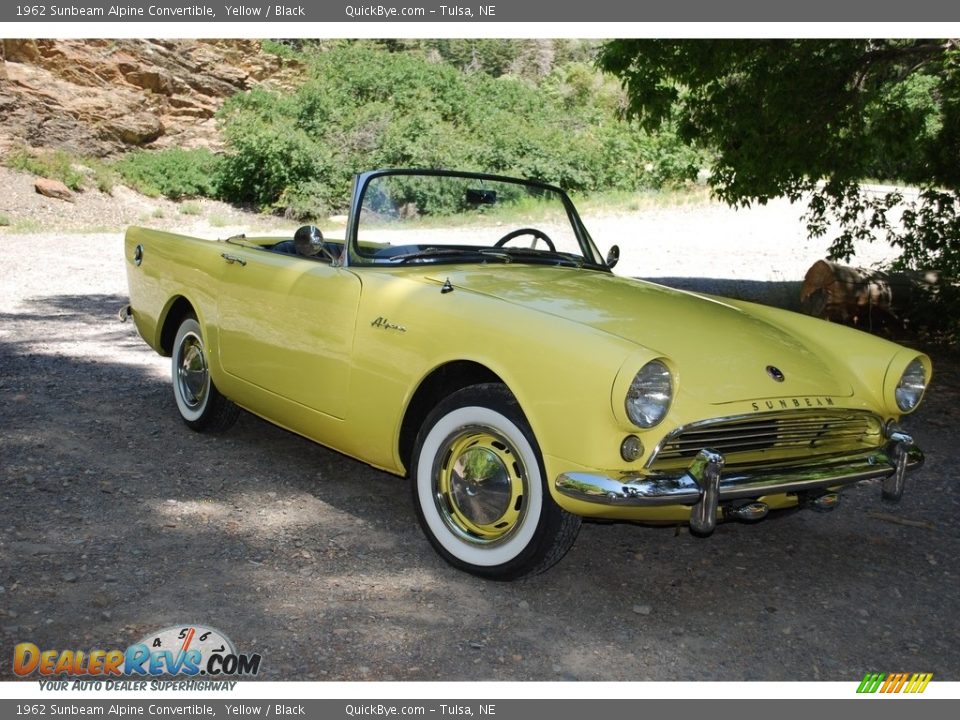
<box><xmin>555</xmin><ymin>432</ymin><xmax>923</xmax><ymax>534</ymax></box>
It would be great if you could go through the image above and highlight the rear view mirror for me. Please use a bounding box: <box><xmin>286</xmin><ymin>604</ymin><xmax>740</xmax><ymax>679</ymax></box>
<box><xmin>466</xmin><ymin>188</ymin><xmax>497</xmax><ymax>205</ymax></box>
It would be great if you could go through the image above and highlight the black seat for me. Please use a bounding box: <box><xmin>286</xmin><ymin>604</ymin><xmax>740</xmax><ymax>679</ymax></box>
<box><xmin>269</xmin><ymin>240</ymin><xmax>298</xmax><ymax>255</ymax></box>
<box><xmin>268</xmin><ymin>237</ymin><xmax>342</xmax><ymax>263</ymax></box>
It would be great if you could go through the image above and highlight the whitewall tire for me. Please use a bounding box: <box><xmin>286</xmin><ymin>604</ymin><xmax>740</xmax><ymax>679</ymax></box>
<box><xmin>171</xmin><ymin>316</ymin><xmax>239</xmax><ymax>432</ymax></box>
<box><xmin>411</xmin><ymin>384</ymin><xmax>580</xmax><ymax>579</ymax></box>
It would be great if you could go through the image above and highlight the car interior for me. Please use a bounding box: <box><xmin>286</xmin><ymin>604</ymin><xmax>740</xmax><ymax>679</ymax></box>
<box><xmin>265</xmin><ymin>225</ymin><xmax>344</xmax><ymax>263</ymax></box>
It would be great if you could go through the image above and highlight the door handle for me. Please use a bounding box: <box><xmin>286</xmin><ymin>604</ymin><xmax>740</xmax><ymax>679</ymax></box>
<box><xmin>221</xmin><ymin>253</ymin><xmax>247</xmax><ymax>266</ymax></box>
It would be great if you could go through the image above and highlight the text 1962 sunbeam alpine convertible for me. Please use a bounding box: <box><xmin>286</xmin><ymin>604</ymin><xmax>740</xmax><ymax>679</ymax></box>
<box><xmin>123</xmin><ymin>169</ymin><xmax>930</xmax><ymax>579</ymax></box>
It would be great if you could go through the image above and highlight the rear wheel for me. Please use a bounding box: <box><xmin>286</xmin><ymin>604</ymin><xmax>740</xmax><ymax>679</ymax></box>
<box><xmin>411</xmin><ymin>384</ymin><xmax>580</xmax><ymax>580</ymax></box>
<box><xmin>171</xmin><ymin>316</ymin><xmax>239</xmax><ymax>432</ymax></box>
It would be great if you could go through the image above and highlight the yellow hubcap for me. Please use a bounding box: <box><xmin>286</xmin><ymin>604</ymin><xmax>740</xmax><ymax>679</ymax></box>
<box><xmin>433</xmin><ymin>426</ymin><xmax>527</xmax><ymax>545</ymax></box>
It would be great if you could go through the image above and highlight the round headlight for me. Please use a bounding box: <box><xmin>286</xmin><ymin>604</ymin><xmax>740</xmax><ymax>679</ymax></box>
<box><xmin>895</xmin><ymin>358</ymin><xmax>927</xmax><ymax>412</ymax></box>
<box><xmin>625</xmin><ymin>360</ymin><xmax>673</xmax><ymax>428</ymax></box>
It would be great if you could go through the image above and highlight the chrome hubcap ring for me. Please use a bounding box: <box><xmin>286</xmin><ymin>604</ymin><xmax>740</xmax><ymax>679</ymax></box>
<box><xmin>432</xmin><ymin>424</ymin><xmax>528</xmax><ymax>546</ymax></box>
<box><xmin>177</xmin><ymin>332</ymin><xmax>208</xmax><ymax>409</ymax></box>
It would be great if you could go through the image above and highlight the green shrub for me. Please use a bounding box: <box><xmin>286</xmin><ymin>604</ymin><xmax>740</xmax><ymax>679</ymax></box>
<box><xmin>114</xmin><ymin>148</ymin><xmax>221</xmax><ymax>200</ymax></box>
<box><xmin>260</xmin><ymin>39</ymin><xmax>302</xmax><ymax>60</ymax></box>
<box><xmin>90</xmin><ymin>162</ymin><xmax>118</xmax><ymax>194</ymax></box>
<box><xmin>216</xmin><ymin>122</ymin><xmax>332</xmax><ymax>211</ymax></box>
<box><xmin>7</xmin><ymin>148</ymin><xmax>87</xmax><ymax>191</ymax></box>
<box><xmin>214</xmin><ymin>44</ymin><xmax>706</xmax><ymax>215</ymax></box>
<box><xmin>0</xmin><ymin>213</ymin><xmax>11</xmax><ymax>226</ymax></box>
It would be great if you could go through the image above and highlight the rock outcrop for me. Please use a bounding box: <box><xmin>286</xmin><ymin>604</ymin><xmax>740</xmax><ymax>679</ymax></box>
<box><xmin>0</xmin><ymin>39</ymin><xmax>300</xmax><ymax>157</ymax></box>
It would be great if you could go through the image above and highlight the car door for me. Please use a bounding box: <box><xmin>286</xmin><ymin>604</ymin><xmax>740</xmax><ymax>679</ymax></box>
<box><xmin>216</xmin><ymin>248</ymin><xmax>361</xmax><ymax>420</ymax></box>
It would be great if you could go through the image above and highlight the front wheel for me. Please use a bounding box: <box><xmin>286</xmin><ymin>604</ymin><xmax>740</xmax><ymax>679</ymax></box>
<box><xmin>410</xmin><ymin>384</ymin><xmax>580</xmax><ymax>580</ymax></box>
<box><xmin>171</xmin><ymin>315</ymin><xmax>239</xmax><ymax>432</ymax></box>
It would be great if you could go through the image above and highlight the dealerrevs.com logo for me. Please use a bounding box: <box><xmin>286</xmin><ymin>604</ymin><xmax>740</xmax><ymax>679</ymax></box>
<box><xmin>857</xmin><ymin>672</ymin><xmax>933</xmax><ymax>694</ymax></box>
<box><xmin>14</xmin><ymin>625</ymin><xmax>261</xmax><ymax>682</ymax></box>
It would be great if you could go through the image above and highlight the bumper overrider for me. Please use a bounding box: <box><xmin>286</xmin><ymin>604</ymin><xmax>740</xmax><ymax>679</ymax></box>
<box><xmin>555</xmin><ymin>432</ymin><xmax>923</xmax><ymax>534</ymax></box>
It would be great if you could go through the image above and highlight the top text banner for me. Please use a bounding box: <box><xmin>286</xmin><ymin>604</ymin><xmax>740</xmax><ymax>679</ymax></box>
<box><xmin>4</xmin><ymin>0</ymin><xmax>960</xmax><ymax>23</ymax></box>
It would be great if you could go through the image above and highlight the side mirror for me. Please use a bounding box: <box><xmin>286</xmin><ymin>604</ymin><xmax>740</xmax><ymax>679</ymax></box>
<box><xmin>606</xmin><ymin>244</ymin><xmax>620</xmax><ymax>269</ymax></box>
<box><xmin>295</xmin><ymin>224</ymin><xmax>337</xmax><ymax>264</ymax></box>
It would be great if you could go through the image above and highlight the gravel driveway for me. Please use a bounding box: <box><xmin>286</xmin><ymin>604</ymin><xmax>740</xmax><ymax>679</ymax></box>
<box><xmin>1</xmin><ymin>205</ymin><xmax>958</xmax><ymax>682</ymax></box>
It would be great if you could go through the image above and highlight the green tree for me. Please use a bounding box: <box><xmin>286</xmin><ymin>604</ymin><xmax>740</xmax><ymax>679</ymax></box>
<box><xmin>598</xmin><ymin>40</ymin><xmax>960</xmax><ymax>285</ymax></box>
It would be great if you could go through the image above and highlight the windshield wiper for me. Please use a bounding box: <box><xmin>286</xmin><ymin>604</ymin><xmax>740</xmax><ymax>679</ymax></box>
<box><xmin>478</xmin><ymin>250</ymin><xmax>513</xmax><ymax>263</ymax></box>
<box><xmin>493</xmin><ymin>247</ymin><xmax>585</xmax><ymax>268</ymax></box>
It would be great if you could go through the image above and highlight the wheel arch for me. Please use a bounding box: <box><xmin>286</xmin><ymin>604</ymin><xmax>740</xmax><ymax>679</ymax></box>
<box><xmin>158</xmin><ymin>296</ymin><xmax>197</xmax><ymax>357</ymax></box>
<box><xmin>398</xmin><ymin>360</ymin><xmax>508</xmax><ymax>474</ymax></box>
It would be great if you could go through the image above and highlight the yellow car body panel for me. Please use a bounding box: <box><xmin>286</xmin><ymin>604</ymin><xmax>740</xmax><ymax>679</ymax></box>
<box><xmin>124</xmin><ymin>228</ymin><xmax>929</xmax><ymax>521</ymax></box>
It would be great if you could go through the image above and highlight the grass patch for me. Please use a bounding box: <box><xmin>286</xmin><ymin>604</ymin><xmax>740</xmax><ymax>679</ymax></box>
<box><xmin>179</xmin><ymin>202</ymin><xmax>202</xmax><ymax>216</ymax></box>
<box><xmin>58</xmin><ymin>224</ymin><xmax>121</xmax><ymax>234</ymax></box>
<box><xmin>359</xmin><ymin>185</ymin><xmax>714</xmax><ymax>233</ymax></box>
<box><xmin>151</xmin><ymin>208</ymin><xmax>165</xmax><ymax>219</ymax></box>
<box><xmin>573</xmin><ymin>185</ymin><xmax>713</xmax><ymax>215</ymax></box>
<box><xmin>5</xmin><ymin>146</ymin><xmax>118</xmax><ymax>194</ymax></box>
<box><xmin>90</xmin><ymin>164</ymin><xmax>118</xmax><ymax>194</ymax></box>
<box><xmin>0</xmin><ymin>213</ymin><xmax>10</xmax><ymax>227</ymax></box>
<box><xmin>11</xmin><ymin>218</ymin><xmax>44</xmax><ymax>233</ymax></box>
<box><xmin>208</xmin><ymin>214</ymin><xmax>230</xmax><ymax>228</ymax></box>
<box><xmin>7</xmin><ymin>147</ymin><xmax>87</xmax><ymax>191</ymax></box>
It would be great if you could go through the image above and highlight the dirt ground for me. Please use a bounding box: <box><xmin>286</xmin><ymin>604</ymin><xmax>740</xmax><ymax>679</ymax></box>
<box><xmin>1</xmin><ymin>180</ymin><xmax>959</xmax><ymax>682</ymax></box>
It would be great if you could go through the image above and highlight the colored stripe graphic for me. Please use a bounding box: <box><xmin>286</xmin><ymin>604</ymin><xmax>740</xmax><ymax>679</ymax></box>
<box><xmin>857</xmin><ymin>672</ymin><xmax>932</xmax><ymax>694</ymax></box>
<box><xmin>857</xmin><ymin>672</ymin><xmax>885</xmax><ymax>693</ymax></box>
<box><xmin>905</xmin><ymin>673</ymin><xmax>933</xmax><ymax>694</ymax></box>
<box><xmin>881</xmin><ymin>673</ymin><xmax>908</xmax><ymax>693</ymax></box>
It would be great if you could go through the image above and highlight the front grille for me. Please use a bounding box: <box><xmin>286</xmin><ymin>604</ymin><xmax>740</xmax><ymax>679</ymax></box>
<box><xmin>647</xmin><ymin>410</ymin><xmax>884</xmax><ymax>472</ymax></box>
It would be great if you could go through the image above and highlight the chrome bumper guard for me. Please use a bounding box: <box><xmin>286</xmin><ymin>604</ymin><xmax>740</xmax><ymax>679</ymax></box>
<box><xmin>555</xmin><ymin>432</ymin><xmax>923</xmax><ymax>535</ymax></box>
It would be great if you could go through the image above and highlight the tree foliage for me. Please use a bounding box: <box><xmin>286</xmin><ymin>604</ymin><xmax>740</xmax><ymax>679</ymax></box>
<box><xmin>598</xmin><ymin>39</ymin><xmax>960</xmax><ymax>293</ymax></box>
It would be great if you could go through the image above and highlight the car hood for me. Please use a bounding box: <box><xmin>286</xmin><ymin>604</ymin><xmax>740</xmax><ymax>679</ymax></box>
<box><xmin>426</xmin><ymin>266</ymin><xmax>853</xmax><ymax>403</ymax></box>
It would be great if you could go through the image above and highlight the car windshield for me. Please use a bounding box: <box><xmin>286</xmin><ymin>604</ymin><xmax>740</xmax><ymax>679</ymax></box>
<box><xmin>351</xmin><ymin>171</ymin><xmax>603</xmax><ymax>267</ymax></box>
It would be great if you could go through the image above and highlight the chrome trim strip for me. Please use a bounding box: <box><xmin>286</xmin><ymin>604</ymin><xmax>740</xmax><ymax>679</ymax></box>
<box><xmin>556</xmin><ymin>437</ymin><xmax>923</xmax><ymax>509</ymax></box>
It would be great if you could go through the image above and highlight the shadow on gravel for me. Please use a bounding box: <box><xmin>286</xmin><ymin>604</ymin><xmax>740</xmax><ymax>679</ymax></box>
<box><xmin>0</xmin><ymin>294</ymin><xmax>142</xmax><ymax>346</ymax></box>
<box><xmin>1</xmin><ymin>292</ymin><xmax>958</xmax><ymax>682</ymax></box>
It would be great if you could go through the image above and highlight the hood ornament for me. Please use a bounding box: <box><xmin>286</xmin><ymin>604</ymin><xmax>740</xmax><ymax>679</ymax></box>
<box><xmin>766</xmin><ymin>365</ymin><xmax>785</xmax><ymax>382</ymax></box>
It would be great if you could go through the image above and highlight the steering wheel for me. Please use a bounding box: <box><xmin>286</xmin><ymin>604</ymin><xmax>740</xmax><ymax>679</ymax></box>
<box><xmin>493</xmin><ymin>227</ymin><xmax>556</xmax><ymax>252</ymax></box>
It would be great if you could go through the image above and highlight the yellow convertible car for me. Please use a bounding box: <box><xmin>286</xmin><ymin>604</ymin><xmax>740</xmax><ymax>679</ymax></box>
<box><xmin>124</xmin><ymin>169</ymin><xmax>930</xmax><ymax>579</ymax></box>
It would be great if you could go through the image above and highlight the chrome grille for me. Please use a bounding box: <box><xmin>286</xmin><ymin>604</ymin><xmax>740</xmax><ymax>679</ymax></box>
<box><xmin>648</xmin><ymin>410</ymin><xmax>884</xmax><ymax>471</ymax></box>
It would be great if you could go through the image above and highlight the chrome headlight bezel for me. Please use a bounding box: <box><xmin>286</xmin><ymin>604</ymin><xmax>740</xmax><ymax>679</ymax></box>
<box><xmin>625</xmin><ymin>359</ymin><xmax>674</xmax><ymax>428</ymax></box>
<box><xmin>895</xmin><ymin>357</ymin><xmax>927</xmax><ymax>413</ymax></box>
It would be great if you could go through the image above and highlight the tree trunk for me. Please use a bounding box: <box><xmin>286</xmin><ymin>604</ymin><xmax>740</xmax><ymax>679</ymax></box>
<box><xmin>800</xmin><ymin>259</ymin><xmax>949</xmax><ymax>334</ymax></box>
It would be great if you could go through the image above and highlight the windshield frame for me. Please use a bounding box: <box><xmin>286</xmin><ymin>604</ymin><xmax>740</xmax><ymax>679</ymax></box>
<box><xmin>344</xmin><ymin>168</ymin><xmax>607</xmax><ymax>270</ymax></box>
